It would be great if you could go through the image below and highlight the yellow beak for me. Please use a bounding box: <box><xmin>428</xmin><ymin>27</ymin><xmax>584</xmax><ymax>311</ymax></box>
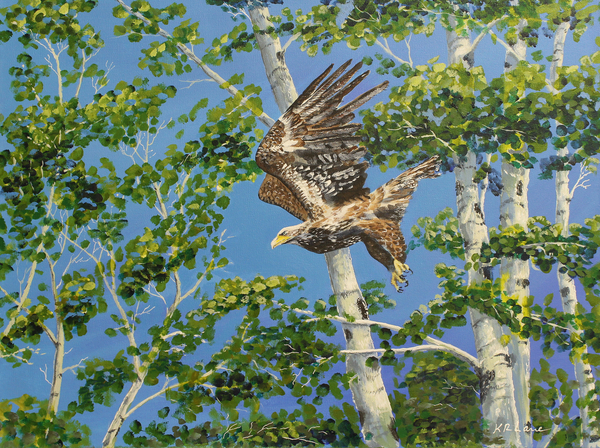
<box><xmin>271</xmin><ymin>234</ymin><xmax>292</xmax><ymax>249</ymax></box>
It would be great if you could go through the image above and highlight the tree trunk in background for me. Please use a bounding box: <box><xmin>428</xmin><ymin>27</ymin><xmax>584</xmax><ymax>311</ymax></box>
<box><xmin>47</xmin><ymin>322</ymin><xmax>65</xmax><ymax>415</ymax></box>
<box><xmin>499</xmin><ymin>164</ymin><xmax>531</xmax><ymax>445</ymax></box>
<box><xmin>454</xmin><ymin>152</ymin><xmax>521</xmax><ymax>448</ymax></box>
<box><xmin>248</xmin><ymin>6</ymin><xmax>398</xmax><ymax>448</ymax></box>
<box><xmin>501</xmin><ymin>18</ymin><xmax>532</xmax><ymax>448</ymax></box>
<box><xmin>552</xmin><ymin>21</ymin><xmax>600</xmax><ymax>448</ymax></box>
<box><xmin>102</xmin><ymin>378</ymin><xmax>145</xmax><ymax>448</ymax></box>
<box><xmin>447</xmin><ymin>23</ymin><xmax>521</xmax><ymax>447</ymax></box>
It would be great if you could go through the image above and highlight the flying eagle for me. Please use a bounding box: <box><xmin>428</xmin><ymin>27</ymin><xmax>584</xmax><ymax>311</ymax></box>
<box><xmin>256</xmin><ymin>60</ymin><xmax>440</xmax><ymax>291</ymax></box>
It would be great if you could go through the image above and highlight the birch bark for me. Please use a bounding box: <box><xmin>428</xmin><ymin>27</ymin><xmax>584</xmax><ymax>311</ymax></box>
<box><xmin>103</xmin><ymin>378</ymin><xmax>145</xmax><ymax>447</ymax></box>
<box><xmin>47</xmin><ymin>236</ymin><xmax>65</xmax><ymax>415</ymax></box>
<box><xmin>551</xmin><ymin>21</ymin><xmax>600</xmax><ymax>448</ymax></box>
<box><xmin>501</xmin><ymin>18</ymin><xmax>532</xmax><ymax>448</ymax></box>
<box><xmin>447</xmin><ymin>22</ymin><xmax>521</xmax><ymax>447</ymax></box>
<box><xmin>47</xmin><ymin>320</ymin><xmax>65</xmax><ymax>414</ymax></box>
<box><xmin>248</xmin><ymin>6</ymin><xmax>398</xmax><ymax>447</ymax></box>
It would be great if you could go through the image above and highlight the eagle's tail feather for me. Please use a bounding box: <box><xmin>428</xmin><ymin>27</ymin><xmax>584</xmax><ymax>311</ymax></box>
<box><xmin>370</xmin><ymin>156</ymin><xmax>441</xmax><ymax>221</ymax></box>
<box><xmin>378</xmin><ymin>156</ymin><xmax>440</xmax><ymax>198</ymax></box>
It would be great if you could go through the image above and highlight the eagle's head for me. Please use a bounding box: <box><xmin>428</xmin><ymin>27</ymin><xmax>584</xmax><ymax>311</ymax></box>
<box><xmin>271</xmin><ymin>224</ymin><xmax>306</xmax><ymax>249</ymax></box>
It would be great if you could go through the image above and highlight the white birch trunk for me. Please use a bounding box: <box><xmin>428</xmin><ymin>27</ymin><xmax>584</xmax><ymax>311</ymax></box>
<box><xmin>102</xmin><ymin>378</ymin><xmax>145</xmax><ymax>448</ymax></box>
<box><xmin>501</xmin><ymin>20</ymin><xmax>532</xmax><ymax>448</ymax></box>
<box><xmin>455</xmin><ymin>153</ymin><xmax>521</xmax><ymax>448</ymax></box>
<box><xmin>552</xmin><ymin>22</ymin><xmax>600</xmax><ymax>448</ymax></box>
<box><xmin>47</xmin><ymin>323</ymin><xmax>65</xmax><ymax>415</ymax></box>
<box><xmin>248</xmin><ymin>6</ymin><xmax>398</xmax><ymax>447</ymax></box>
<box><xmin>325</xmin><ymin>250</ymin><xmax>399</xmax><ymax>447</ymax></box>
<box><xmin>500</xmin><ymin>165</ymin><xmax>532</xmax><ymax>447</ymax></box>
<box><xmin>247</xmin><ymin>7</ymin><xmax>298</xmax><ymax>111</ymax></box>
<box><xmin>447</xmin><ymin>23</ymin><xmax>521</xmax><ymax>446</ymax></box>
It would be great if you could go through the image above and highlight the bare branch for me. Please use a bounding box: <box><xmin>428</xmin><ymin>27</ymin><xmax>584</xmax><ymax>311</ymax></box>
<box><xmin>2</xmin><ymin>187</ymin><xmax>56</xmax><ymax>340</ymax></box>
<box><xmin>40</xmin><ymin>365</ymin><xmax>52</xmax><ymax>385</ymax></box>
<box><xmin>375</xmin><ymin>37</ymin><xmax>410</xmax><ymax>66</ymax></box>
<box><xmin>145</xmin><ymin>283</ymin><xmax>168</xmax><ymax>307</ymax></box>
<box><xmin>63</xmin><ymin>357</ymin><xmax>88</xmax><ymax>374</ymax></box>
<box><xmin>124</xmin><ymin>378</ymin><xmax>189</xmax><ymax>420</ymax></box>
<box><xmin>342</xmin><ymin>344</ymin><xmax>465</xmax><ymax>356</ymax></box>
<box><xmin>570</xmin><ymin>163</ymin><xmax>593</xmax><ymax>197</ymax></box>
<box><xmin>180</xmin><ymin>78</ymin><xmax>215</xmax><ymax>89</ymax></box>
<box><xmin>39</xmin><ymin>38</ymin><xmax>67</xmax><ymax>103</ymax></box>
<box><xmin>466</xmin><ymin>17</ymin><xmax>504</xmax><ymax>55</ymax></box>
<box><xmin>281</xmin><ymin>32</ymin><xmax>301</xmax><ymax>53</ymax></box>
<box><xmin>518</xmin><ymin>241</ymin><xmax>586</xmax><ymax>253</ymax></box>
<box><xmin>63</xmin><ymin>233</ymin><xmax>142</xmax><ymax>373</ymax></box>
<box><xmin>134</xmin><ymin>302</ymin><xmax>155</xmax><ymax>320</ymax></box>
<box><xmin>226</xmin><ymin>5</ymin><xmax>251</xmax><ymax>21</ymax></box>
<box><xmin>180</xmin><ymin>259</ymin><xmax>214</xmax><ymax>301</ymax></box>
<box><xmin>289</xmin><ymin>307</ymin><xmax>480</xmax><ymax>369</ymax></box>
<box><xmin>0</xmin><ymin>346</ymin><xmax>42</xmax><ymax>364</ymax></box>
<box><xmin>405</xmin><ymin>34</ymin><xmax>413</xmax><ymax>67</ymax></box>
<box><xmin>162</xmin><ymin>331</ymin><xmax>184</xmax><ymax>340</ymax></box>
<box><xmin>92</xmin><ymin>61</ymin><xmax>114</xmax><ymax>94</ymax></box>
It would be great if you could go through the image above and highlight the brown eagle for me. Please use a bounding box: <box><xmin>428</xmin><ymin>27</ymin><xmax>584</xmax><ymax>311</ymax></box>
<box><xmin>256</xmin><ymin>60</ymin><xmax>440</xmax><ymax>291</ymax></box>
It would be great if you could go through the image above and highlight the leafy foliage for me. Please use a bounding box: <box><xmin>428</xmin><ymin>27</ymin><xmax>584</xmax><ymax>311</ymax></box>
<box><xmin>0</xmin><ymin>396</ymin><xmax>91</xmax><ymax>448</ymax></box>
<box><xmin>391</xmin><ymin>352</ymin><xmax>483</xmax><ymax>447</ymax></box>
<box><xmin>1</xmin><ymin>0</ymin><xmax>600</xmax><ymax>447</ymax></box>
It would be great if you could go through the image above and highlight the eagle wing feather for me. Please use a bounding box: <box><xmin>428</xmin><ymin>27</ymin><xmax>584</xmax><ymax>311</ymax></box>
<box><xmin>258</xmin><ymin>174</ymin><xmax>309</xmax><ymax>221</ymax></box>
<box><xmin>256</xmin><ymin>60</ymin><xmax>389</xmax><ymax>221</ymax></box>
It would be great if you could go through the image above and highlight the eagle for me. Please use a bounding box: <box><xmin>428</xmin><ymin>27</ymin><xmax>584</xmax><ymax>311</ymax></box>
<box><xmin>255</xmin><ymin>60</ymin><xmax>440</xmax><ymax>291</ymax></box>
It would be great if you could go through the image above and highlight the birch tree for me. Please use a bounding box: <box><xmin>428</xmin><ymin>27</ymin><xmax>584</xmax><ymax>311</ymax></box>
<box><xmin>550</xmin><ymin>13</ymin><xmax>600</xmax><ymax>448</ymax></box>
<box><xmin>0</xmin><ymin>3</ymin><xmax>111</xmax><ymax>443</ymax></box>
<box><xmin>499</xmin><ymin>7</ymin><xmax>532</xmax><ymax>448</ymax></box>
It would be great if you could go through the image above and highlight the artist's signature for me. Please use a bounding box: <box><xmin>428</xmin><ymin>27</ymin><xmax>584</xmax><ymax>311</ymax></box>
<box><xmin>493</xmin><ymin>424</ymin><xmax>549</xmax><ymax>434</ymax></box>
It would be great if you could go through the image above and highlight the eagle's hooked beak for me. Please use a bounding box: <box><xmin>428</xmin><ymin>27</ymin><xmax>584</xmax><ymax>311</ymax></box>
<box><xmin>271</xmin><ymin>233</ymin><xmax>292</xmax><ymax>249</ymax></box>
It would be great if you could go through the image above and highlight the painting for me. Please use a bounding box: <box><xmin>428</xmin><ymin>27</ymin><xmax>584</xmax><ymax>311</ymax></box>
<box><xmin>0</xmin><ymin>1</ymin><xmax>599</xmax><ymax>447</ymax></box>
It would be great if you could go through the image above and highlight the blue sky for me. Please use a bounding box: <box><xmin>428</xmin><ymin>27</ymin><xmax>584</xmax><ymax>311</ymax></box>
<box><xmin>1</xmin><ymin>1</ymin><xmax>599</xmax><ymax>446</ymax></box>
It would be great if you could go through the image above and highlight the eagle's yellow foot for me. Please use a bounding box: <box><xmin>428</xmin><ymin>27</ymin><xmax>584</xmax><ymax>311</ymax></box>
<box><xmin>391</xmin><ymin>260</ymin><xmax>411</xmax><ymax>292</ymax></box>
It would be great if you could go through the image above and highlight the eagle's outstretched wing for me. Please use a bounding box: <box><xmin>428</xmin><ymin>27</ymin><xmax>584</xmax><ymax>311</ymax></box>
<box><xmin>256</xmin><ymin>60</ymin><xmax>389</xmax><ymax>221</ymax></box>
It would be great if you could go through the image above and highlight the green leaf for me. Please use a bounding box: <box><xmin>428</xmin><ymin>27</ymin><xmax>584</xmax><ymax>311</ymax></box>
<box><xmin>158</xmin><ymin>406</ymin><xmax>170</xmax><ymax>419</ymax></box>
<box><xmin>216</xmin><ymin>196</ymin><xmax>230</xmax><ymax>209</ymax></box>
<box><xmin>71</xmin><ymin>147</ymin><xmax>84</xmax><ymax>161</ymax></box>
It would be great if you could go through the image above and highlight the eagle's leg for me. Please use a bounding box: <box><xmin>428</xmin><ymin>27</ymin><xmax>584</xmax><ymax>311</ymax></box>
<box><xmin>391</xmin><ymin>259</ymin><xmax>411</xmax><ymax>292</ymax></box>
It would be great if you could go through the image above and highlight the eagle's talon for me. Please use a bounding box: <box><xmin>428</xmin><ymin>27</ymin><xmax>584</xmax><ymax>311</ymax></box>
<box><xmin>393</xmin><ymin>260</ymin><xmax>410</xmax><ymax>274</ymax></box>
<box><xmin>391</xmin><ymin>260</ymin><xmax>410</xmax><ymax>292</ymax></box>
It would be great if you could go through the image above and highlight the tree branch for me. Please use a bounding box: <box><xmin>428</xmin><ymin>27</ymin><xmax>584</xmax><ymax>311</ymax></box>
<box><xmin>466</xmin><ymin>17</ymin><xmax>504</xmax><ymax>55</ymax></box>
<box><xmin>341</xmin><ymin>344</ymin><xmax>470</xmax><ymax>357</ymax></box>
<box><xmin>114</xmin><ymin>0</ymin><xmax>275</xmax><ymax>127</ymax></box>
<box><xmin>63</xmin><ymin>232</ymin><xmax>142</xmax><ymax>373</ymax></box>
<box><xmin>290</xmin><ymin>307</ymin><xmax>480</xmax><ymax>369</ymax></box>
<box><xmin>62</xmin><ymin>357</ymin><xmax>88</xmax><ymax>374</ymax></box>
<box><xmin>124</xmin><ymin>378</ymin><xmax>189</xmax><ymax>419</ymax></box>
<box><xmin>375</xmin><ymin>37</ymin><xmax>410</xmax><ymax>66</ymax></box>
<box><xmin>2</xmin><ymin>187</ymin><xmax>56</xmax><ymax>340</ymax></box>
